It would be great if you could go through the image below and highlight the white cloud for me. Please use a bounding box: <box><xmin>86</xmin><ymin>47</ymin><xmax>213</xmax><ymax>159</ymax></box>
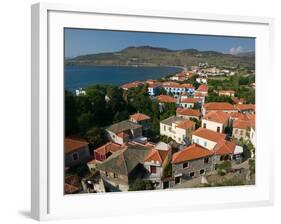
<box><xmin>229</xmin><ymin>46</ymin><xmax>244</xmax><ymax>55</ymax></box>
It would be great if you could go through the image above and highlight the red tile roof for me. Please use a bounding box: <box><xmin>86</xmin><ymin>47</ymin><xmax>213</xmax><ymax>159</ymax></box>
<box><xmin>144</xmin><ymin>148</ymin><xmax>169</xmax><ymax>164</ymax></box>
<box><xmin>95</xmin><ymin>142</ymin><xmax>124</xmax><ymax>156</ymax></box>
<box><xmin>235</xmin><ymin>104</ymin><xmax>255</xmax><ymax>111</ymax></box>
<box><xmin>233</xmin><ymin>119</ymin><xmax>254</xmax><ymax>129</ymax></box>
<box><xmin>172</xmin><ymin>144</ymin><xmax>213</xmax><ymax>164</ymax></box>
<box><xmin>157</xmin><ymin>95</ymin><xmax>176</xmax><ymax>103</ymax></box>
<box><xmin>176</xmin><ymin>108</ymin><xmax>201</xmax><ymax>117</ymax></box>
<box><xmin>181</xmin><ymin>83</ymin><xmax>194</xmax><ymax>89</ymax></box>
<box><xmin>214</xmin><ymin>140</ymin><xmax>236</xmax><ymax>155</ymax></box>
<box><xmin>64</xmin><ymin>183</ymin><xmax>79</xmax><ymax>194</ymax></box>
<box><xmin>176</xmin><ymin>120</ymin><xmax>195</xmax><ymax>129</ymax></box>
<box><xmin>204</xmin><ymin>102</ymin><xmax>236</xmax><ymax>111</ymax></box>
<box><xmin>180</xmin><ymin>98</ymin><xmax>200</xmax><ymax>103</ymax></box>
<box><xmin>64</xmin><ymin>138</ymin><xmax>89</xmax><ymax>154</ymax></box>
<box><xmin>121</xmin><ymin>81</ymin><xmax>143</xmax><ymax>89</ymax></box>
<box><xmin>202</xmin><ymin>111</ymin><xmax>229</xmax><ymax>124</ymax></box>
<box><xmin>197</xmin><ymin>84</ymin><xmax>208</xmax><ymax>92</ymax></box>
<box><xmin>192</xmin><ymin>128</ymin><xmax>226</xmax><ymax>143</ymax></box>
<box><xmin>130</xmin><ymin>112</ymin><xmax>151</xmax><ymax>121</ymax></box>
<box><xmin>229</xmin><ymin>112</ymin><xmax>249</xmax><ymax>120</ymax></box>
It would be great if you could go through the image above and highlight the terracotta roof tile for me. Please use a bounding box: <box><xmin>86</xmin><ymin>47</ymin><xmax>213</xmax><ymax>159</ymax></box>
<box><xmin>204</xmin><ymin>102</ymin><xmax>236</xmax><ymax>111</ymax></box>
<box><xmin>176</xmin><ymin>108</ymin><xmax>201</xmax><ymax>117</ymax></box>
<box><xmin>192</xmin><ymin>128</ymin><xmax>226</xmax><ymax>143</ymax></box>
<box><xmin>130</xmin><ymin>112</ymin><xmax>151</xmax><ymax>121</ymax></box>
<box><xmin>95</xmin><ymin>142</ymin><xmax>124</xmax><ymax>156</ymax></box>
<box><xmin>197</xmin><ymin>84</ymin><xmax>208</xmax><ymax>92</ymax></box>
<box><xmin>180</xmin><ymin>98</ymin><xmax>200</xmax><ymax>103</ymax></box>
<box><xmin>176</xmin><ymin>120</ymin><xmax>195</xmax><ymax>129</ymax></box>
<box><xmin>172</xmin><ymin>144</ymin><xmax>213</xmax><ymax>164</ymax></box>
<box><xmin>64</xmin><ymin>138</ymin><xmax>89</xmax><ymax>154</ymax></box>
<box><xmin>214</xmin><ymin>140</ymin><xmax>236</xmax><ymax>155</ymax></box>
<box><xmin>235</xmin><ymin>104</ymin><xmax>255</xmax><ymax>111</ymax></box>
<box><xmin>202</xmin><ymin>111</ymin><xmax>229</xmax><ymax>124</ymax></box>
<box><xmin>157</xmin><ymin>95</ymin><xmax>176</xmax><ymax>103</ymax></box>
<box><xmin>144</xmin><ymin>148</ymin><xmax>169</xmax><ymax>164</ymax></box>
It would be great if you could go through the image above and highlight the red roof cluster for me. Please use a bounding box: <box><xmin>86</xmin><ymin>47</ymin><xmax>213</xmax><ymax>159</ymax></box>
<box><xmin>235</xmin><ymin>104</ymin><xmax>255</xmax><ymax>112</ymax></box>
<box><xmin>176</xmin><ymin>108</ymin><xmax>201</xmax><ymax>117</ymax></box>
<box><xmin>95</xmin><ymin>142</ymin><xmax>125</xmax><ymax>156</ymax></box>
<box><xmin>157</xmin><ymin>95</ymin><xmax>176</xmax><ymax>103</ymax></box>
<box><xmin>121</xmin><ymin>81</ymin><xmax>143</xmax><ymax>90</ymax></box>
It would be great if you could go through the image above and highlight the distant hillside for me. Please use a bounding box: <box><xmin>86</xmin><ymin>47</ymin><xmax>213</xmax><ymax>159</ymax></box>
<box><xmin>66</xmin><ymin>45</ymin><xmax>255</xmax><ymax>69</ymax></box>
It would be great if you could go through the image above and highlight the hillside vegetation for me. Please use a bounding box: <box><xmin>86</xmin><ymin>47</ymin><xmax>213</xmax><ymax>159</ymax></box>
<box><xmin>66</xmin><ymin>46</ymin><xmax>255</xmax><ymax>69</ymax></box>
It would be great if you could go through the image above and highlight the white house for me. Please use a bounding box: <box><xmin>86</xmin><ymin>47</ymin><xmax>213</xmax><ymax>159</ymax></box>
<box><xmin>179</xmin><ymin>97</ymin><xmax>200</xmax><ymax>109</ymax></box>
<box><xmin>160</xmin><ymin>116</ymin><xmax>195</xmax><ymax>144</ymax></box>
<box><xmin>201</xmin><ymin>111</ymin><xmax>230</xmax><ymax>133</ymax></box>
<box><xmin>75</xmin><ymin>88</ymin><xmax>86</xmax><ymax>96</ymax></box>
<box><xmin>147</xmin><ymin>82</ymin><xmax>162</xmax><ymax>96</ymax></box>
<box><xmin>192</xmin><ymin>128</ymin><xmax>226</xmax><ymax>150</ymax></box>
<box><xmin>196</xmin><ymin>77</ymin><xmax>207</xmax><ymax>84</ymax></box>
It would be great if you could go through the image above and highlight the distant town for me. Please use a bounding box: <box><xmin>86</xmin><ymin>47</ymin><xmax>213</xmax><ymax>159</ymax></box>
<box><xmin>64</xmin><ymin>62</ymin><xmax>255</xmax><ymax>194</ymax></box>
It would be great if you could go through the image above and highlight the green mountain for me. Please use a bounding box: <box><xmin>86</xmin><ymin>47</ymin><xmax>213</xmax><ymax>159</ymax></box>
<box><xmin>66</xmin><ymin>46</ymin><xmax>255</xmax><ymax>69</ymax></box>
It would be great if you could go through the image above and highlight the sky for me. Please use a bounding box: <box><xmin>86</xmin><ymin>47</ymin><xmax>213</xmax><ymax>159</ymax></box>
<box><xmin>64</xmin><ymin>28</ymin><xmax>255</xmax><ymax>58</ymax></box>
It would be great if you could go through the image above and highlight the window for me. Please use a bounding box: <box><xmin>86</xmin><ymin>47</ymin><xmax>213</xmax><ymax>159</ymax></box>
<box><xmin>240</xmin><ymin>130</ymin><xmax>244</xmax><ymax>135</ymax></box>
<box><xmin>200</xmin><ymin>169</ymin><xmax>205</xmax><ymax>175</ymax></box>
<box><xmin>204</xmin><ymin>141</ymin><xmax>207</xmax><ymax>147</ymax></box>
<box><xmin>105</xmin><ymin>171</ymin><xmax>108</xmax><ymax>177</ymax></box>
<box><xmin>189</xmin><ymin>172</ymin><xmax>195</xmax><ymax>178</ymax></box>
<box><xmin>204</xmin><ymin>157</ymin><xmax>209</xmax><ymax>164</ymax></box>
<box><xmin>72</xmin><ymin>152</ymin><xmax>79</xmax><ymax>161</ymax></box>
<box><xmin>150</xmin><ymin>166</ymin><xmax>157</xmax><ymax>174</ymax></box>
<box><xmin>175</xmin><ymin>176</ymin><xmax>181</xmax><ymax>184</ymax></box>
<box><xmin>183</xmin><ymin>162</ymin><xmax>189</xmax><ymax>169</ymax></box>
<box><xmin>217</xmin><ymin>126</ymin><xmax>220</xmax><ymax>132</ymax></box>
<box><xmin>235</xmin><ymin>129</ymin><xmax>238</xmax><ymax>134</ymax></box>
<box><xmin>203</xmin><ymin>123</ymin><xmax>206</xmax><ymax>128</ymax></box>
<box><xmin>178</xmin><ymin>137</ymin><xmax>181</xmax><ymax>142</ymax></box>
<box><xmin>163</xmin><ymin>125</ymin><xmax>166</xmax><ymax>131</ymax></box>
<box><xmin>113</xmin><ymin>173</ymin><xmax>118</xmax><ymax>179</ymax></box>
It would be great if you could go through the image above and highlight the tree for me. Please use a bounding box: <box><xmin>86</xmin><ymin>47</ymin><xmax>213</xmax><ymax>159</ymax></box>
<box><xmin>65</xmin><ymin>90</ymin><xmax>78</xmax><ymax>136</ymax></box>
<box><xmin>86</xmin><ymin>127</ymin><xmax>107</xmax><ymax>148</ymax></box>
<box><xmin>77</xmin><ymin>112</ymin><xmax>92</xmax><ymax>135</ymax></box>
<box><xmin>129</xmin><ymin>179</ymin><xmax>155</xmax><ymax>191</ymax></box>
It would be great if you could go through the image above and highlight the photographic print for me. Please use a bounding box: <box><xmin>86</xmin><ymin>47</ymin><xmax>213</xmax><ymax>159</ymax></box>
<box><xmin>64</xmin><ymin>28</ymin><xmax>255</xmax><ymax>194</ymax></box>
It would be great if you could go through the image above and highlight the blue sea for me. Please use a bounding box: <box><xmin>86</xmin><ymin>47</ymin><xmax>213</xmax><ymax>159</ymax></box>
<box><xmin>65</xmin><ymin>66</ymin><xmax>182</xmax><ymax>91</ymax></box>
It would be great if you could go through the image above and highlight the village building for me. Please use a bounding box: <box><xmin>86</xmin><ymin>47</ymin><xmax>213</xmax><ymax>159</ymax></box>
<box><xmin>143</xmin><ymin>143</ymin><xmax>172</xmax><ymax>189</ymax></box>
<box><xmin>192</xmin><ymin>127</ymin><xmax>226</xmax><ymax>151</ymax></box>
<box><xmin>172</xmin><ymin>144</ymin><xmax>214</xmax><ymax>184</ymax></box>
<box><xmin>160</xmin><ymin>116</ymin><xmax>195</xmax><ymax>144</ymax></box>
<box><xmin>218</xmin><ymin>90</ymin><xmax>235</xmax><ymax>97</ymax></box>
<box><xmin>96</xmin><ymin>144</ymin><xmax>151</xmax><ymax>192</ymax></box>
<box><xmin>202</xmin><ymin>102</ymin><xmax>237</xmax><ymax>116</ymax></box>
<box><xmin>147</xmin><ymin>82</ymin><xmax>162</xmax><ymax>96</ymax></box>
<box><xmin>91</xmin><ymin>142</ymin><xmax>125</xmax><ymax>164</ymax></box>
<box><xmin>176</xmin><ymin>108</ymin><xmax>201</xmax><ymax>120</ymax></box>
<box><xmin>235</xmin><ymin>104</ymin><xmax>255</xmax><ymax>114</ymax></box>
<box><xmin>162</xmin><ymin>82</ymin><xmax>194</xmax><ymax>96</ymax></box>
<box><xmin>196</xmin><ymin>77</ymin><xmax>207</xmax><ymax>84</ymax></box>
<box><xmin>129</xmin><ymin>112</ymin><xmax>151</xmax><ymax>131</ymax></box>
<box><xmin>201</xmin><ymin>111</ymin><xmax>230</xmax><ymax>133</ymax></box>
<box><xmin>64</xmin><ymin>138</ymin><xmax>90</xmax><ymax>167</ymax></box>
<box><xmin>64</xmin><ymin>175</ymin><xmax>81</xmax><ymax>194</ymax></box>
<box><xmin>121</xmin><ymin>81</ymin><xmax>143</xmax><ymax>90</ymax></box>
<box><xmin>192</xmin><ymin>128</ymin><xmax>243</xmax><ymax>162</ymax></box>
<box><xmin>179</xmin><ymin>97</ymin><xmax>201</xmax><ymax>109</ymax></box>
<box><xmin>232</xmin><ymin>115</ymin><xmax>255</xmax><ymax>141</ymax></box>
<box><xmin>196</xmin><ymin>84</ymin><xmax>208</xmax><ymax>96</ymax></box>
<box><xmin>105</xmin><ymin>120</ymin><xmax>143</xmax><ymax>144</ymax></box>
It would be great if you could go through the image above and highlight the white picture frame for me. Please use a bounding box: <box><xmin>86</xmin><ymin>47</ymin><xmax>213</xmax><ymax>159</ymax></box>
<box><xmin>31</xmin><ymin>2</ymin><xmax>275</xmax><ymax>221</ymax></box>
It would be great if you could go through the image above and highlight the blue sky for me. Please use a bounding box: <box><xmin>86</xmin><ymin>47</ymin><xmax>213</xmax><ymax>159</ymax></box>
<box><xmin>65</xmin><ymin>28</ymin><xmax>255</xmax><ymax>58</ymax></box>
